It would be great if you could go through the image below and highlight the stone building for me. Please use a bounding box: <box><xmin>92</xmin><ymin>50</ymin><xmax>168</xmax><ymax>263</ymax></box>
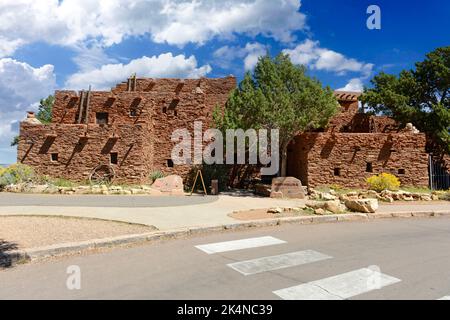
<box><xmin>18</xmin><ymin>78</ymin><xmax>431</xmax><ymax>189</ymax></box>
<box><xmin>18</xmin><ymin>76</ymin><xmax>236</xmax><ymax>184</ymax></box>
<box><xmin>286</xmin><ymin>91</ymin><xmax>429</xmax><ymax>188</ymax></box>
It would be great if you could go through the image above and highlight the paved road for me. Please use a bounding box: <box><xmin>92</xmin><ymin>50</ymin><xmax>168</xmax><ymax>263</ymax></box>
<box><xmin>1</xmin><ymin>218</ymin><xmax>450</xmax><ymax>300</ymax></box>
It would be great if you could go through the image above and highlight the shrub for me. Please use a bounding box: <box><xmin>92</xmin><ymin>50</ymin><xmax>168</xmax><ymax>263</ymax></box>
<box><xmin>149</xmin><ymin>171</ymin><xmax>165</xmax><ymax>183</ymax></box>
<box><xmin>366</xmin><ymin>173</ymin><xmax>400</xmax><ymax>192</ymax></box>
<box><xmin>0</xmin><ymin>164</ymin><xmax>36</xmax><ymax>188</ymax></box>
<box><xmin>330</xmin><ymin>184</ymin><xmax>343</xmax><ymax>192</ymax></box>
<box><xmin>50</xmin><ymin>178</ymin><xmax>76</xmax><ymax>188</ymax></box>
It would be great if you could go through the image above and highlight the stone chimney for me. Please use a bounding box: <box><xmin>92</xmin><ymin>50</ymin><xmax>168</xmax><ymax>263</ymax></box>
<box><xmin>23</xmin><ymin>111</ymin><xmax>42</xmax><ymax>125</ymax></box>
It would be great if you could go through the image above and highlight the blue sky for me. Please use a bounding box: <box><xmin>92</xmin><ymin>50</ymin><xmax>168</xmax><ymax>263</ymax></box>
<box><xmin>0</xmin><ymin>0</ymin><xmax>449</xmax><ymax>164</ymax></box>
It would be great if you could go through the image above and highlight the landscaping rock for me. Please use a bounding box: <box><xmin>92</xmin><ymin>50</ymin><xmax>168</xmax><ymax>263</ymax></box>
<box><xmin>130</xmin><ymin>188</ymin><xmax>145</xmax><ymax>195</ymax></box>
<box><xmin>420</xmin><ymin>195</ymin><xmax>432</xmax><ymax>201</ymax></box>
<box><xmin>345</xmin><ymin>199</ymin><xmax>379</xmax><ymax>213</ymax></box>
<box><xmin>314</xmin><ymin>208</ymin><xmax>326</xmax><ymax>215</ymax></box>
<box><xmin>267</xmin><ymin>207</ymin><xmax>283</xmax><ymax>214</ymax></box>
<box><xmin>270</xmin><ymin>177</ymin><xmax>305</xmax><ymax>199</ymax></box>
<box><xmin>28</xmin><ymin>184</ymin><xmax>49</xmax><ymax>194</ymax></box>
<box><xmin>321</xmin><ymin>193</ymin><xmax>337</xmax><ymax>201</ymax></box>
<box><xmin>305</xmin><ymin>200</ymin><xmax>326</xmax><ymax>210</ymax></box>
<box><xmin>381</xmin><ymin>196</ymin><xmax>394</xmax><ymax>203</ymax></box>
<box><xmin>324</xmin><ymin>200</ymin><xmax>346</xmax><ymax>214</ymax></box>
<box><xmin>152</xmin><ymin>175</ymin><xmax>184</xmax><ymax>194</ymax></box>
<box><xmin>44</xmin><ymin>185</ymin><xmax>59</xmax><ymax>194</ymax></box>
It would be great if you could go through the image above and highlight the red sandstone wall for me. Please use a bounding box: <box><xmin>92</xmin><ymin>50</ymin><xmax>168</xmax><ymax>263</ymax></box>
<box><xmin>20</xmin><ymin>77</ymin><xmax>236</xmax><ymax>183</ymax></box>
<box><xmin>18</xmin><ymin>122</ymin><xmax>150</xmax><ymax>184</ymax></box>
<box><xmin>288</xmin><ymin>132</ymin><xmax>429</xmax><ymax>188</ymax></box>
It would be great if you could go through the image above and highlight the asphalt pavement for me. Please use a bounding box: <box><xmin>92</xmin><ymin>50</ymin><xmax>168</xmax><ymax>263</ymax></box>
<box><xmin>1</xmin><ymin>217</ymin><xmax>450</xmax><ymax>300</ymax></box>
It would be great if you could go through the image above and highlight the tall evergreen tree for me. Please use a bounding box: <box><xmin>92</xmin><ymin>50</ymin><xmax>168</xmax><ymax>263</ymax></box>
<box><xmin>361</xmin><ymin>46</ymin><xmax>450</xmax><ymax>153</ymax></box>
<box><xmin>215</xmin><ymin>53</ymin><xmax>339</xmax><ymax>177</ymax></box>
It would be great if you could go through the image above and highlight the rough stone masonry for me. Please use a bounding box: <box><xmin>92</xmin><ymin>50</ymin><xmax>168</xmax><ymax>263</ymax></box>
<box><xmin>18</xmin><ymin>76</ymin><xmax>236</xmax><ymax>184</ymax></box>
<box><xmin>18</xmin><ymin>79</ymin><xmax>430</xmax><ymax>188</ymax></box>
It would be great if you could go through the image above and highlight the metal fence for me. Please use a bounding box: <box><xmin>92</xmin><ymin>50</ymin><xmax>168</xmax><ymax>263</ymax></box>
<box><xmin>429</xmin><ymin>155</ymin><xmax>450</xmax><ymax>190</ymax></box>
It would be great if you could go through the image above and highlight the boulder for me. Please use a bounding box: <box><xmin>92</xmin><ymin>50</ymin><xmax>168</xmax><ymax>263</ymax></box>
<box><xmin>305</xmin><ymin>200</ymin><xmax>326</xmax><ymax>210</ymax></box>
<box><xmin>152</xmin><ymin>175</ymin><xmax>184</xmax><ymax>194</ymax></box>
<box><xmin>28</xmin><ymin>184</ymin><xmax>49</xmax><ymax>194</ymax></box>
<box><xmin>345</xmin><ymin>199</ymin><xmax>379</xmax><ymax>213</ymax></box>
<box><xmin>267</xmin><ymin>207</ymin><xmax>283</xmax><ymax>214</ymax></box>
<box><xmin>44</xmin><ymin>185</ymin><xmax>59</xmax><ymax>194</ymax></box>
<box><xmin>381</xmin><ymin>196</ymin><xmax>394</xmax><ymax>203</ymax></box>
<box><xmin>324</xmin><ymin>200</ymin><xmax>346</xmax><ymax>214</ymax></box>
<box><xmin>314</xmin><ymin>208</ymin><xmax>326</xmax><ymax>215</ymax></box>
<box><xmin>270</xmin><ymin>177</ymin><xmax>305</xmax><ymax>199</ymax></box>
<box><xmin>321</xmin><ymin>193</ymin><xmax>337</xmax><ymax>201</ymax></box>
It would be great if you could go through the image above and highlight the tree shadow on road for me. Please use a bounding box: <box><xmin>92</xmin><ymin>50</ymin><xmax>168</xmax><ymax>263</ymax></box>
<box><xmin>0</xmin><ymin>239</ymin><xmax>19</xmax><ymax>268</ymax></box>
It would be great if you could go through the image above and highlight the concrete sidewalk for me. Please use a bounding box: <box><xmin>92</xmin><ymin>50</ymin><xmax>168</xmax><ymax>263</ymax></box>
<box><xmin>0</xmin><ymin>194</ymin><xmax>306</xmax><ymax>230</ymax></box>
<box><xmin>0</xmin><ymin>193</ymin><xmax>448</xmax><ymax>231</ymax></box>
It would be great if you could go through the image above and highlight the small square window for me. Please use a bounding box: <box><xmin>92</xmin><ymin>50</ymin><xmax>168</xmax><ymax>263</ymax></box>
<box><xmin>398</xmin><ymin>169</ymin><xmax>405</xmax><ymax>175</ymax></box>
<box><xmin>110</xmin><ymin>152</ymin><xmax>118</xmax><ymax>165</ymax></box>
<box><xmin>334</xmin><ymin>168</ymin><xmax>341</xmax><ymax>176</ymax></box>
<box><xmin>130</xmin><ymin>109</ymin><xmax>138</xmax><ymax>117</ymax></box>
<box><xmin>51</xmin><ymin>153</ymin><xmax>58</xmax><ymax>162</ymax></box>
<box><xmin>167</xmin><ymin>159</ymin><xmax>174</xmax><ymax>168</ymax></box>
<box><xmin>162</xmin><ymin>107</ymin><xmax>167</xmax><ymax>114</ymax></box>
<box><xmin>366</xmin><ymin>162</ymin><xmax>373</xmax><ymax>173</ymax></box>
<box><xmin>96</xmin><ymin>112</ymin><xmax>109</xmax><ymax>125</ymax></box>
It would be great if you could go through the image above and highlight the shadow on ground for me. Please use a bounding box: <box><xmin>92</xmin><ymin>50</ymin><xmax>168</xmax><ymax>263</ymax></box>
<box><xmin>0</xmin><ymin>240</ymin><xmax>19</xmax><ymax>268</ymax></box>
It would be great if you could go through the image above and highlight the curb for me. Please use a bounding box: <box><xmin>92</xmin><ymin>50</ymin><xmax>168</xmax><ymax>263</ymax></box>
<box><xmin>2</xmin><ymin>210</ymin><xmax>450</xmax><ymax>267</ymax></box>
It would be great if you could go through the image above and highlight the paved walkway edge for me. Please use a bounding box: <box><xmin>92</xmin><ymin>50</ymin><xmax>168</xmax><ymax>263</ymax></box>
<box><xmin>2</xmin><ymin>210</ymin><xmax>450</xmax><ymax>267</ymax></box>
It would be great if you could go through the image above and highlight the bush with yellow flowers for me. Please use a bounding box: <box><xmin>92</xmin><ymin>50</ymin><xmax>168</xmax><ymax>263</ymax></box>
<box><xmin>366</xmin><ymin>173</ymin><xmax>401</xmax><ymax>192</ymax></box>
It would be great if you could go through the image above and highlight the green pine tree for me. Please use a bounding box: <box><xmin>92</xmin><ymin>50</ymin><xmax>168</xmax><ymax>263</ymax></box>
<box><xmin>214</xmin><ymin>53</ymin><xmax>339</xmax><ymax>177</ymax></box>
<box><xmin>361</xmin><ymin>46</ymin><xmax>450</xmax><ymax>153</ymax></box>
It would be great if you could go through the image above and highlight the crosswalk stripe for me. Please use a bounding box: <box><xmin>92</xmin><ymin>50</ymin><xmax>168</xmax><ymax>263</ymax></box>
<box><xmin>273</xmin><ymin>268</ymin><xmax>401</xmax><ymax>300</ymax></box>
<box><xmin>438</xmin><ymin>296</ymin><xmax>450</xmax><ymax>300</ymax></box>
<box><xmin>195</xmin><ymin>236</ymin><xmax>286</xmax><ymax>254</ymax></box>
<box><xmin>227</xmin><ymin>250</ymin><xmax>332</xmax><ymax>276</ymax></box>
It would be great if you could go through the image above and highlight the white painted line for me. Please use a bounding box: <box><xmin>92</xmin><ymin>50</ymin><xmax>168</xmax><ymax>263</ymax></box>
<box><xmin>273</xmin><ymin>268</ymin><xmax>401</xmax><ymax>300</ymax></box>
<box><xmin>438</xmin><ymin>296</ymin><xmax>450</xmax><ymax>300</ymax></box>
<box><xmin>195</xmin><ymin>236</ymin><xmax>286</xmax><ymax>254</ymax></box>
<box><xmin>227</xmin><ymin>250</ymin><xmax>332</xmax><ymax>276</ymax></box>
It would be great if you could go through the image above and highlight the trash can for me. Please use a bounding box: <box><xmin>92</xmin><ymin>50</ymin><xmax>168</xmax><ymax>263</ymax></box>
<box><xmin>211</xmin><ymin>180</ymin><xmax>219</xmax><ymax>195</ymax></box>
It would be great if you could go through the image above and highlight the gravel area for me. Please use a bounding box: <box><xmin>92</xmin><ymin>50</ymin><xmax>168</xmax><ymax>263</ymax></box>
<box><xmin>0</xmin><ymin>216</ymin><xmax>157</xmax><ymax>250</ymax></box>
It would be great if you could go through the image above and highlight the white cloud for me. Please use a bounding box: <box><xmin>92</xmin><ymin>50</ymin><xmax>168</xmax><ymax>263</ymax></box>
<box><xmin>65</xmin><ymin>53</ymin><xmax>212</xmax><ymax>90</ymax></box>
<box><xmin>0</xmin><ymin>58</ymin><xmax>56</xmax><ymax>163</ymax></box>
<box><xmin>214</xmin><ymin>42</ymin><xmax>267</xmax><ymax>71</ymax></box>
<box><xmin>0</xmin><ymin>0</ymin><xmax>307</xmax><ymax>57</ymax></box>
<box><xmin>283</xmin><ymin>39</ymin><xmax>374</xmax><ymax>76</ymax></box>
<box><xmin>243</xmin><ymin>43</ymin><xmax>267</xmax><ymax>71</ymax></box>
<box><xmin>338</xmin><ymin>78</ymin><xmax>364</xmax><ymax>92</ymax></box>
